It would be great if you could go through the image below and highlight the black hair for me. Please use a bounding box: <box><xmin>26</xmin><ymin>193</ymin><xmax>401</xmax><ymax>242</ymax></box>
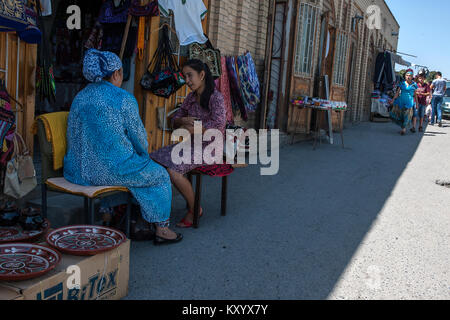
<box><xmin>183</xmin><ymin>59</ymin><xmax>215</xmax><ymax>111</ymax></box>
<box><xmin>436</xmin><ymin>71</ymin><xmax>442</xmax><ymax>77</ymax></box>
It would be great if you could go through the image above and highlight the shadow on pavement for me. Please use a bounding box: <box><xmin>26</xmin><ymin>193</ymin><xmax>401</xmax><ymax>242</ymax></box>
<box><xmin>127</xmin><ymin>121</ymin><xmax>428</xmax><ymax>300</ymax></box>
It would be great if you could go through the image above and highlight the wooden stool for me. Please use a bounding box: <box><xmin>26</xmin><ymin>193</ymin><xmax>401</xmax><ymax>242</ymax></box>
<box><xmin>187</xmin><ymin>164</ymin><xmax>248</xmax><ymax>228</ymax></box>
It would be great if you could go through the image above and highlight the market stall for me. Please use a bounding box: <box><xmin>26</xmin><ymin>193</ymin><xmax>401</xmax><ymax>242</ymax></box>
<box><xmin>1</xmin><ymin>2</ymin><xmax>133</xmax><ymax>300</ymax></box>
<box><xmin>290</xmin><ymin>96</ymin><xmax>347</xmax><ymax>148</ymax></box>
<box><xmin>370</xmin><ymin>49</ymin><xmax>412</xmax><ymax>120</ymax></box>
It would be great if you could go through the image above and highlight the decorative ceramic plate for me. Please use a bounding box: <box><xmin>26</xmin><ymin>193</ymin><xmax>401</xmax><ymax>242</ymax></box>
<box><xmin>46</xmin><ymin>225</ymin><xmax>127</xmax><ymax>256</ymax></box>
<box><xmin>0</xmin><ymin>219</ymin><xmax>50</xmax><ymax>244</ymax></box>
<box><xmin>0</xmin><ymin>243</ymin><xmax>61</xmax><ymax>281</ymax></box>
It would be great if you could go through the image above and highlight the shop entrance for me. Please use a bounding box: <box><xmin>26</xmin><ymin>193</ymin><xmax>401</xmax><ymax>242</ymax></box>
<box><xmin>35</xmin><ymin>0</ymin><xmax>141</xmax><ymax>116</ymax></box>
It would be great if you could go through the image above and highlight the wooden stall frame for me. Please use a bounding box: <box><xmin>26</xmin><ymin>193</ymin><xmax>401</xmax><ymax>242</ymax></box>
<box><xmin>133</xmin><ymin>0</ymin><xmax>209</xmax><ymax>153</ymax></box>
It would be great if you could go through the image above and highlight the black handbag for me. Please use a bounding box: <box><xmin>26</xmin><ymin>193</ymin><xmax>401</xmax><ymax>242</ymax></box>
<box><xmin>140</xmin><ymin>26</ymin><xmax>185</xmax><ymax>98</ymax></box>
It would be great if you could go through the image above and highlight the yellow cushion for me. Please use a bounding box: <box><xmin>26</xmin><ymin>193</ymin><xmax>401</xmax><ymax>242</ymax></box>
<box><xmin>32</xmin><ymin>112</ymin><xmax>69</xmax><ymax>171</ymax></box>
<box><xmin>46</xmin><ymin>177</ymin><xmax>128</xmax><ymax>199</ymax></box>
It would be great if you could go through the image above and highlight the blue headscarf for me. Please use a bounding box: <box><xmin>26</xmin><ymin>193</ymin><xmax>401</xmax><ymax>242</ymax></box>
<box><xmin>83</xmin><ymin>49</ymin><xmax>123</xmax><ymax>83</ymax></box>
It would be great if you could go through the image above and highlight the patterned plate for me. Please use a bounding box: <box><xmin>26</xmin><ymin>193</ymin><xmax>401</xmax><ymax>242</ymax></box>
<box><xmin>0</xmin><ymin>219</ymin><xmax>51</xmax><ymax>244</ymax></box>
<box><xmin>46</xmin><ymin>225</ymin><xmax>127</xmax><ymax>256</ymax></box>
<box><xmin>0</xmin><ymin>243</ymin><xmax>61</xmax><ymax>281</ymax></box>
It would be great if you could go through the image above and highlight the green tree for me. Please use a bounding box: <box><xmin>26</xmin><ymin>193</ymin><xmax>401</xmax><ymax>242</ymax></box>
<box><xmin>427</xmin><ymin>71</ymin><xmax>437</xmax><ymax>83</ymax></box>
<box><xmin>398</xmin><ymin>69</ymin><xmax>407</xmax><ymax>79</ymax></box>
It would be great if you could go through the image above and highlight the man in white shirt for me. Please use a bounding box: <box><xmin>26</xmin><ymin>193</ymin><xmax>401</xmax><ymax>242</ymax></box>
<box><xmin>430</xmin><ymin>72</ymin><xmax>447</xmax><ymax>127</ymax></box>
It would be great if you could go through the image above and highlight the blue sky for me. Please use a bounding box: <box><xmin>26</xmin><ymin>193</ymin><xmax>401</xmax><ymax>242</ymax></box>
<box><xmin>385</xmin><ymin>0</ymin><xmax>450</xmax><ymax>78</ymax></box>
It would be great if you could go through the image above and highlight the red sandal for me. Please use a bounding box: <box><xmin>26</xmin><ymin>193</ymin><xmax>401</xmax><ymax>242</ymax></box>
<box><xmin>176</xmin><ymin>208</ymin><xmax>203</xmax><ymax>228</ymax></box>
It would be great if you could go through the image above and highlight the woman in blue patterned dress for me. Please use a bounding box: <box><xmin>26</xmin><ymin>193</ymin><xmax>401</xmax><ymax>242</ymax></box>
<box><xmin>64</xmin><ymin>49</ymin><xmax>182</xmax><ymax>245</ymax></box>
<box><xmin>390</xmin><ymin>69</ymin><xmax>418</xmax><ymax>135</ymax></box>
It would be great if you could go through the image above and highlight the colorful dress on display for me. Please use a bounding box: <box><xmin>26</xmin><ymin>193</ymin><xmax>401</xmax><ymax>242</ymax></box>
<box><xmin>64</xmin><ymin>81</ymin><xmax>172</xmax><ymax>224</ymax></box>
<box><xmin>150</xmin><ymin>89</ymin><xmax>229</xmax><ymax>175</ymax></box>
<box><xmin>226</xmin><ymin>56</ymin><xmax>248</xmax><ymax>121</ymax></box>
<box><xmin>236</xmin><ymin>52</ymin><xmax>261</xmax><ymax>112</ymax></box>
<box><xmin>214</xmin><ymin>57</ymin><xmax>234</xmax><ymax>125</ymax></box>
<box><xmin>390</xmin><ymin>80</ymin><xmax>418</xmax><ymax>128</ymax></box>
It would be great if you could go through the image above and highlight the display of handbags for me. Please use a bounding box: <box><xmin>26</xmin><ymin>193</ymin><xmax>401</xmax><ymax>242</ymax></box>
<box><xmin>3</xmin><ymin>133</ymin><xmax>37</xmax><ymax>200</ymax></box>
<box><xmin>140</xmin><ymin>26</ymin><xmax>185</xmax><ymax>98</ymax></box>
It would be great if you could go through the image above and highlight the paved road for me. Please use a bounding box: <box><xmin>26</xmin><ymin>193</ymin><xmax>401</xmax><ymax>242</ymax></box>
<box><xmin>126</xmin><ymin>121</ymin><xmax>450</xmax><ymax>300</ymax></box>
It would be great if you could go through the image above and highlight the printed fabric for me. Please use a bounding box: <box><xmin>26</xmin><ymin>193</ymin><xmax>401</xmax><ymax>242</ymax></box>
<box><xmin>149</xmin><ymin>89</ymin><xmax>227</xmax><ymax>175</ymax></box>
<box><xmin>236</xmin><ymin>52</ymin><xmax>261</xmax><ymax>112</ymax></box>
<box><xmin>390</xmin><ymin>104</ymin><xmax>413</xmax><ymax>129</ymax></box>
<box><xmin>82</xmin><ymin>49</ymin><xmax>123</xmax><ymax>83</ymax></box>
<box><xmin>215</xmin><ymin>57</ymin><xmax>234</xmax><ymax>124</ymax></box>
<box><xmin>226</xmin><ymin>56</ymin><xmax>248</xmax><ymax>121</ymax></box>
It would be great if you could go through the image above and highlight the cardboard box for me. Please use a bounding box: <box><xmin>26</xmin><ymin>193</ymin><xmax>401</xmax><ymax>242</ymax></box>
<box><xmin>0</xmin><ymin>240</ymin><xmax>130</xmax><ymax>300</ymax></box>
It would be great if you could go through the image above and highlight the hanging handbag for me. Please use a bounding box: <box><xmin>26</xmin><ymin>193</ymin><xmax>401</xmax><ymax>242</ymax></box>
<box><xmin>98</xmin><ymin>0</ymin><xmax>131</xmax><ymax>24</ymax></box>
<box><xmin>189</xmin><ymin>36</ymin><xmax>222</xmax><ymax>79</ymax></box>
<box><xmin>4</xmin><ymin>133</ymin><xmax>37</xmax><ymax>199</ymax></box>
<box><xmin>140</xmin><ymin>26</ymin><xmax>185</xmax><ymax>98</ymax></box>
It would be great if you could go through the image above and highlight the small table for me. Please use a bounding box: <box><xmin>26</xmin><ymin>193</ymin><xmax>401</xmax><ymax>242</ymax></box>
<box><xmin>289</xmin><ymin>103</ymin><xmax>345</xmax><ymax>150</ymax></box>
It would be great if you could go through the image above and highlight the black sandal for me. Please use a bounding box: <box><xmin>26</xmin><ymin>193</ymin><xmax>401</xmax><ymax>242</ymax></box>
<box><xmin>154</xmin><ymin>232</ymin><xmax>183</xmax><ymax>246</ymax></box>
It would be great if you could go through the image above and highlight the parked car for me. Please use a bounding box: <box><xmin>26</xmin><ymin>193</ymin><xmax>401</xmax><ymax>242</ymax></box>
<box><xmin>442</xmin><ymin>83</ymin><xmax>450</xmax><ymax>118</ymax></box>
<box><xmin>442</xmin><ymin>96</ymin><xmax>450</xmax><ymax>119</ymax></box>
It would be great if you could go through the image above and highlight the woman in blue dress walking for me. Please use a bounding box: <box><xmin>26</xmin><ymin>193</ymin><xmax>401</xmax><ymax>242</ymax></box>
<box><xmin>390</xmin><ymin>69</ymin><xmax>419</xmax><ymax>135</ymax></box>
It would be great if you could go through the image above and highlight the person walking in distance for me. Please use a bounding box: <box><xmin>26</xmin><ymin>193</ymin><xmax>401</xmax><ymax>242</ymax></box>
<box><xmin>412</xmin><ymin>74</ymin><xmax>430</xmax><ymax>132</ymax></box>
<box><xmin>430</xmin><ymin>72</ymin><xmax>447</xmax><ymax>127</ymax></box>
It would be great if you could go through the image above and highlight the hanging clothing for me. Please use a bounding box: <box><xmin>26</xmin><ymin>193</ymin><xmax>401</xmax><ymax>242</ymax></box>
<box><xmin>236</xmin><ymin>52</ymin><xmax>261</xmax><ymax>112</ymax></box>
<box><xmin>64</xmin><ymin>81</ymin><xmax>172</xmax><ymax>225</ymax></box>
<box><xmin>215</xmin><ymin>57</ymin><xmax>234</xmax><ymax>124</ymax></box>
<box><xmin>149</xmin><ymin>89</ymin><xmax>227</xmax><ymax>174</ymax></box>
<box><xmin>226</xmin><ymin>56</ymin><xmax>248</xmax><ymax>121</ymax></box>
<box><xmin>40</xmin><ymin>0</ymin><xmax>53</xmax><ymax>16</ymax></box>
<box><xmin>50</xmin><ymin>0</ymin><xmax>103</xmax><ymax>83</ymax></box>
<box><xmin>373</xmin><ymin>51</ymin><xmax>395</xmax><ymax>91</ymax></box>
<box><xmin>0</xmin><ymin>0</ymin><xmax>28</xmax><ymax>32</ymax></box>
<box><xmin>158</xmin><ymin>0</ymin><xmax>208</xmax><ymax>45</ymax></box>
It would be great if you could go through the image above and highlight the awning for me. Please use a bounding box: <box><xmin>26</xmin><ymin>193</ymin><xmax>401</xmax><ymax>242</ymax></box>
<box><xmin>391</xmin><ymin>53</ymin><xmax>412</xmax><ymax>67</ymax></box>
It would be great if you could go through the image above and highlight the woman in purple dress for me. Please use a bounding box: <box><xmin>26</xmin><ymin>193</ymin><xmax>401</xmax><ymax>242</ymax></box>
<box><xmin>150</xmin><ymin>60</ymin><xmax>226</xmax><ymax>228</ymax></box>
